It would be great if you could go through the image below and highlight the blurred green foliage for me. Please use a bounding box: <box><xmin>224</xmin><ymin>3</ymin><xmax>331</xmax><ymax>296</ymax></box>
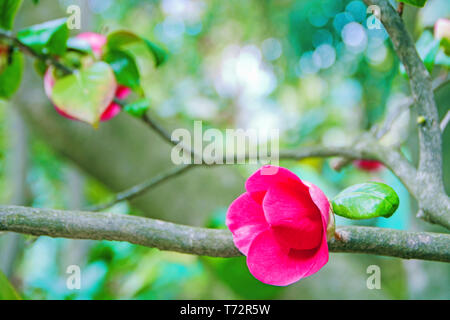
<box><xmin>0</xmin><ymin>0</ymin><xmax>449</xmax><ymax>300</ymax></box>
<box><xmin>0</xmin><ymin>270</ymin><xmax>22</xmax><ymax>299</ymax></box>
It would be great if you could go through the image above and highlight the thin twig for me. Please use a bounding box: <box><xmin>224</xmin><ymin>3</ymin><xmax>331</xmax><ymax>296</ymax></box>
<box><xmin>113</xmin><ymin>97</ymin><xmax>175</xmax><ymax>147</ymax></box>
<box><xmin>113</xmin><ymin>97</ymin><xmax>201</xmax><ymax>162</ymax></box>
<box><xmin>141</xmin><ymin>113</ymin><xmax>176</xmax><ymax>146</ymax></box>
<box><xmin>87</xmin><ymin>164</ymin><xmax>195</xmax><ymax>211</ymax></box>
<box><xmin>375</xmin><ymin>98</ymin><xmax>412</xmax><ymax>139</ymax></box>
<box><xmin>397</xmin><ymin>2</ymin><xmax>404</xmax><ymax>17</ymax></box>
<box><xmin>432</xmin><ymin>72</ymin><xmax>449</xmax><ymax>92</ymax></box>
<box><xmin>89</xmin><ymin>143</ymin><xmax>383</xmax><ymax>211</ymax></box>
<box><xmin>440</xmin><ymin>110</ymin><xmax>450</xmax><ymax>132</ymax></box>
<box><xmin>0</xmin><ymin>29</ymin><xmax>73</xmax><ymax>75</ymax></box>
<box><xmin>333</xmin><ymin>73</ymin><xmax>449</xmax><ymax>171</ymax></box>
<box><xmin>376</xmin><ymin>74</ymin><xmax>448</xmax><ymax>139</ymax></box>
<box><xmin>141</xmin><ymin>113</ymin><xmax>201</xmax><ymax>161</ymax></box>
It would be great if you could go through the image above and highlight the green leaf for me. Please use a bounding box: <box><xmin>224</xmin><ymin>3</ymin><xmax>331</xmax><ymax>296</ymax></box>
<box><xmin>331</xmin><ymin>182</ymin><xmax>400</xmax><ymax>220</ymax></box>
<box><xmin>17</xmin><ymin>18</ymin><xmax>69</xmax><ymax>56</ymax></box>
<box><xmin>0</xmin><ymin>0</ymin><xmax>23</xmax><ymax>30</ymax></box>
<box><xmin>400</xmin><ymin>30</ymin><xmax>444</xmax><ymax>77</ymax></box>
<box><xmin>143</xmin><ymin>39</ymin><xmax>168</xmax><ymax>67</ymax></box>
<box><xmin>0</xmin><ymin>50</ymin><xmax>23</xmax><ymax>99</ymax></box>
<box><xmin>398</xmin><ymin>0</ymin><xmax>427</xmax><ymax>7</ymax></box>
<box><xmin>415</xmin><ymin>31</ymin><xmax>441</xmax><ymax>73</ymax></box>
<box><xmin>0</xmin><ymin>270</ymin><xmax>22</xmax><ymax>300</ymax></box>
<box><xmin>103</xmin><ymin>49</ymin><xmax>140</xmax><ymax>89</ymax></box>
<box><xmin>106</xmin><ymin>30</ymin><xmax>167</xmax><ymax>67</ymax></box>
<box><xmin>106</xmin><ymin>30</ymin><xmax>140</xmax><ymax>48</ymax></box>
<box><xmin>124</xmin><ymin>99</ymin><xmax>150</xmax><ymax>117</ymax></box>
<box><xmin>33</xmin><ymin>58</ymin><xmax>47</xmax><ymax>76</ymax></box>
<box><xmin>67</xmin><ymin>37</ymin><xmax>93</xmax><ymax>54</ymax></box>
<box><xmin>435</xmin><ymin>49</ymin><xmax>450</xmax><ymax>68</ymax></box>
<box><xmin>59</xmin><ymin>51</ymin><xmax>84</xmax><ymax>70</ymax></box>
<box><xmin>423</xmin><ymin>40</ymin><xmax>441</xmax><ymax>73</ymax></box>
<box><xmin>51</xmin><ymin>62</ymin><xmax>117</xmax><ymax>126</ymax></box>
<box><xmin>440</xmin><ymin>38</ymin><xmax>450</xmax><ymax>56</ymax></box>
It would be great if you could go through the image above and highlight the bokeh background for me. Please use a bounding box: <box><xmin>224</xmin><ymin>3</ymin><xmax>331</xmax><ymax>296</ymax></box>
<box><xmin>0</xmin><ymin>0</ymin><xmax>449</xmax><ymax>299</ymax></box>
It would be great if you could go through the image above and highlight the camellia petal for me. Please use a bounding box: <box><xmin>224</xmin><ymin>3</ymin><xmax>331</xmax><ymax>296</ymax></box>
<box><xmin>226</xmin><ymin>192</ymin><xmax>269</xmax><ymax>255</ymax></box>
<box><xmin>247</xmin><ymin>229</ymin><xmax>322</xmax><ymax>286</ymax></box>
<box><xmin>245</xmin><ymin>165</ymin><xmax>309</xmax><ymax>202</ymax></box>
<box><xmin>299</xmin><ymin>222</ymin><xmax>329</xmax><ymax>278</ymax></box>
<box><xmin>76</xmin><ymin>32</ymin><xmax>106</xmax><ymax>57</ymax></box>
<box><xmin>115</xmin><ymin>85</ymin><xmax>131</xmax><ymax>100</ymax></box>
<box><xmin>305</xmin><ymin>181</ymin><xmax>331</xmax><ymax>226</ymax></box>
<box><xmin>99</xmin><ymin>102</ymin><xmax>122</xmax><ymax>121</ymax></box>
<box><xmin>43</xmin><ymin>68</ymin><xmax>55</xmax><ymax>99</ymax></box>
<box><xmin>263</xmin><ymin>185</ymin><xmax>323</xmax><ymax>250</ymax></box>
<box><xmin>55</xmin><ymin>105</ymin><xmax>77</xmax><ymax>120</ymax></box>
<box><xmin>99</xmin><ymin>85</ymin><xmax>131</xmax><ymax>121</ymax></box>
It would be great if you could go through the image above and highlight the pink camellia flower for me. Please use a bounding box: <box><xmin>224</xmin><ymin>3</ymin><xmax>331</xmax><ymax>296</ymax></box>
<box><xmin>43</xmin><ymin>32</ymin><xmax>131</xmax><ymax>122</ymax></box>
<box><xmin>354</xmin><ymin>159</ymin><xmax>383</xmax><ymax>172</ymax></box>
<box><xmin>226</xmin><ymin>165</ymin><xmax>333</xmax><ymax>286</ymax></box>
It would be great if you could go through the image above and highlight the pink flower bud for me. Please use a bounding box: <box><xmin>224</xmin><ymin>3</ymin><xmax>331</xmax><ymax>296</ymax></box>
<box><xmin>43</xmin><ymin>33</ymin><xmax>130</xmax><ymax>122</ymax></box>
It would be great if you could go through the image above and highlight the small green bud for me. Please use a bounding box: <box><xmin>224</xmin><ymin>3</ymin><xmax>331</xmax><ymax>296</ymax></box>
<box><xmin>417</xmin><ymin>116</ymin><xmax>426</xmax><ymax>125</ymax></box>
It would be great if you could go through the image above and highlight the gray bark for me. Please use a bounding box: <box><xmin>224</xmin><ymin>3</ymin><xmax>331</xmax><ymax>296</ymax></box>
<box><xmin>0</xmin><ymin>205</ymin><xmax>449</xmax><ymax>262</ymax></box>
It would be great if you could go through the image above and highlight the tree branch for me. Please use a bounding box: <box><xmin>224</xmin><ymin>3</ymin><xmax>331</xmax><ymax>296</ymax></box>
<box><xmin>375</xmin><ymin>74</ymin><xmax>447</xmax><ymax>140</ymax></box>
<box><xmin>397</xmin><ymin>2</ymin><xmax>404</xmax><ymax>17</ymax></box>
<box><xmin>90</xmin><ymin>140</ymin><xmax>394</xmax><ymax>211</ymax></box>
<box><xmin>0</xmin><ymin>205</ymin><xmax>449</xmax><ymax>262</ymax></box>
<box><xmin>87</xmin><ymin>164</ymin><xmax>195</xmax><ymax>211</ymax></box>
<box><xmin>0</xmin><ymin>29</ymin><xmax>73</xmax><ymax>75</ymax></box>
<box><xmin>441</xmin><ymin>110</ymin><xmax>450</xmax><ymax>132</ymax></box>
<box><xmin>1</xmin><ymin>27</ymin><xmax>411</xmax><ymax>186</ymax></box>
<box><xmin>140</xmin><ymin>113</ymin><xmax>203</xmax><ymax>162</ymax></box>
<box><xmin>3</xmin><ymin>13</ymin><xmax>449</xmax><ymax>228</ymax></box>
<box><xmin>363</xmin><ymin>0</ymin><xmax>442</xmax><ymax>180</ymax></box>
<box><xmin>363</xmin><ymin>0</ymin><xmax>449</xmax><ymax>229</ymax></box>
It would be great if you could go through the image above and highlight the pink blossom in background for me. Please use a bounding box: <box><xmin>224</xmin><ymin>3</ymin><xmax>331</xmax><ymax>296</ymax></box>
<box><xmin>226</xmin><ymin>165</ymin><xmax>331</xmax><ymax>286</ymax></box>
<box><xmin>434</xmin><ymin>18</ymin><xmax>450</xmax><ymax>55</ymax></box>
<box><xmin>434</xmin><ymin>18</ymin><xmax>450</xmax><ymax>41</ymax></box>
<box><xmin>354</xmin><ymin>159</ymin><xmax>383</xmax><ymax>172</ymax></box>
<box><xmin>43</xmin><ymin>32</ymin><xmax>131</xmax><ymax>122</ymax></box>
<box><xmin>76</xmin><ymin>32</ymin><xmax>107</xmax><ymax>57</ymax></box>
<box><xmin>115</xmin><ymin>86</ymin><xmax>132</xmax><ymax>100</ymax></box>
